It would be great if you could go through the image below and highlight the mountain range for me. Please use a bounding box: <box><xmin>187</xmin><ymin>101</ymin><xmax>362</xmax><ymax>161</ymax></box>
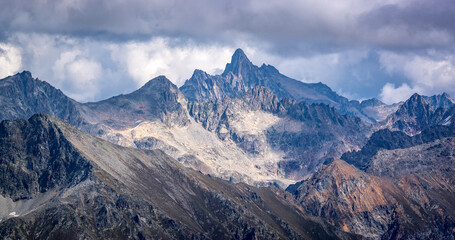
<box><xmin>0</xmin><ymin>52</ymin><xmax>373</xmax><ymax>187</ymax></box>
<box><xmin>1</xmin><ymin>48</ymin><xmax>455</xmax><ymax>239</ymax></box>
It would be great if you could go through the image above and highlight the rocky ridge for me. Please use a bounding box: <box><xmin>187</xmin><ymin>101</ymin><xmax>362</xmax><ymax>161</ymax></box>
<box><xmin>0</xmin><ymin>114</ymin><xmax>355</xmax><ymax>239</ymax></box>
<box><xmin>0</xmin><ymin>71</ymin><xmax>86</xmax><ymax>127</ymax></box>
<box><xmin>378</xmin><ymin>93</ymin><xmax>455</xmax><ymax>135</ymax></box>
<box><xmin>341</xmin><ymin>125</ymin><xmax>455</xmax><ymax>170</ymax></box>
<box><xmin>180</xmin><ymin>49</ymin><xmax>394</xmax><ymax>123</ymax></box>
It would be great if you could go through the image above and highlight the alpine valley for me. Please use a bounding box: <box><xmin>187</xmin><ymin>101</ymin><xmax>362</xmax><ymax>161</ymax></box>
<box><xmin>1</xmin><ymin>49</ymin><xmax>455</xmax><ymax>239</ymax></box>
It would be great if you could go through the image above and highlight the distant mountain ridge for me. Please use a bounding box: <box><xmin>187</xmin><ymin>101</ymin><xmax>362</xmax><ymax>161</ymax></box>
<box><xmin>180</xmin><ymin>49</ymin><xmax>396</xmax><ymax>123</ymax></box>
<box><xmin>2</xmin><ymin>50</ymin><xmax>455</xmax><ymax>239</ymax></box>
<box><xmin>378</xmin><ymin>93</ymin><xmax>455</xmax><ymax>135</ymax></box>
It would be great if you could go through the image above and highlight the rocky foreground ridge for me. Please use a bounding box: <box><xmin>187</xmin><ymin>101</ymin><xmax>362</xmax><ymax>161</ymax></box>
<box><xmin>0</xmin><ymin>114</ymin><xmax>354</xmax><ymax>239</ymax></box>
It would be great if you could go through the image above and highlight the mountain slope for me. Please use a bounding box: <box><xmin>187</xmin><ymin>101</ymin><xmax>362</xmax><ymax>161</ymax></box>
<box><xmin>81</xmin><ymin>75</ymin><xmax>190</xmax><ymax>130</ymax></box>
<box><xmin>0</xmin><ymin>114</ymin><xmax>354</xmax><ymax>239</ymax></box>
<box><xmin>286</xmin><ymin>120</ymin><xmax>455</xmax><ymax>239</ymax></box>
<box><xmin>287</xmin><ymin>157</ymin><xmax>455</xmax><ymax>239</ymax></box>
<box><xmin>341</xmin><ymin>125</ymin><xmax>455</xmax><ymax>170</ymax></box>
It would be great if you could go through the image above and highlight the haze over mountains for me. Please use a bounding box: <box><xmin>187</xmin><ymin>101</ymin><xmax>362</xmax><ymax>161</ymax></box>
<box><xmin>1</xmin><ymin>49</ymin><xmax>455</xmax><ymax>239</ymax></box>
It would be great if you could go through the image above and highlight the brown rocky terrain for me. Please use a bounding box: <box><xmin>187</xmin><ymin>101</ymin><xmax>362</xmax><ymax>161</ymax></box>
<box><xmin>288</xmin><ymin>136</ymin><xmax>455</xmax><ymax>239</ymax></box>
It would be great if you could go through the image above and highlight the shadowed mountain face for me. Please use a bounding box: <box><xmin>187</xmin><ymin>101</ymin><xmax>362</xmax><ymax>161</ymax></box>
<box><xmin>341</xmin><ymin>125</ymin><xmax>455</xmax><ymax>170</ymax></box>
<box><xmin>0</xmin><ymin>71</ymin><xmax>86</xmax><ymax>128</ymax></box>
<box><xmin>288</xmin><ymin>135</ymin><xmax>455</xmax><ymax>239</ymax></box>
<box><xmin>0</xmin><ymin>114</ymin><xmax>355</xmax><ymax>240</ymax></box>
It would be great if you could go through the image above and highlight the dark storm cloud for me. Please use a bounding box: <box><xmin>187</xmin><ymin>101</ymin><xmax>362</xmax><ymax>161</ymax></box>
<box><xmin>2</xmin><ymin>0</ymin><xmax>454</xmax><ymax>54</ymax></box>
<box><xmin>358</xmin><ymin>0</ymin><xmax>455</xmax><ymax>50</ymax></box>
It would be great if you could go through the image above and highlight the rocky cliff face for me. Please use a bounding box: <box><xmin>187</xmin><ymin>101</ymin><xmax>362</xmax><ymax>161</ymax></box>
<box><xmin>188</xmin><ymin>86</ymin><xmax>368</xmax><ymax>181</ymax></box>
<box><xmin>0</xmin><ymin>114</ymin><xmax>92</xmax><ymax>201</ymax></box>
<box><xmin>378</xmin><ymin>93</ymin><xmax>455</xmax><ymax>135</ymax></box>
<box><xmin>0</xmin><ymin>114</ymin><xmax>354</xmax><ymax>240</ymax></box>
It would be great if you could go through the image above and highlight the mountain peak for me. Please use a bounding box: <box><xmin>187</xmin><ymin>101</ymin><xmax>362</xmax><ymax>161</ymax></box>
<box><xmin>360</xmin><ymin>98</ymin><xmax>384</xmax><ymax>107</ymax></box>
<box><xmin>222</xmin><ymin>48</ymin><xmax>254</xmax><ymax>76</ymax></box>
<box><xmin>18</xmin><ymin>70</ymin><xmax>33</xmax><ymax>79</ymax></box>
<box><xmin>191</xmin><ymin>69</ymin><xmax>209</xmax><ymax>79</ymax></box>
<box><xmin>410</xmin><ymin>92</ymin><xmax>422</xmax><ymax>99</ymax></box>
<box><xmin>399</xmin><ymin>93</ymin><xmax>430</xmax><ymax>113</ymax></box>
<box><xmin>232</xmin><ymin>48</ymin><xmax>249</xmax><ymax>62</ymax></box>
<box><xmin>139</xmin><ymin>75</ymin><xmax>176</xmax><ymax>90</ymax></box>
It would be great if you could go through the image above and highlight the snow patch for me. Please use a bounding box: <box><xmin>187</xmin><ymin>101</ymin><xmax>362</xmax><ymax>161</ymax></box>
<box><xmin>442</xmin><ymin>115</ymin><xmax>452</xmax><ymax>126</ymax></box>
<box><xmin>9</xmin><ymin>212</ymin><xmax>19</xmax><ymax>217</ymax></box>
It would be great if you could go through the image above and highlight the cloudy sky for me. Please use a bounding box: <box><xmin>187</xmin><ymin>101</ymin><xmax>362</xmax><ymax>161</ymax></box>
<box><xmin>1</xmin><ymin>0</ymin><xmax>454</xmax><ymax>103</ymax></box>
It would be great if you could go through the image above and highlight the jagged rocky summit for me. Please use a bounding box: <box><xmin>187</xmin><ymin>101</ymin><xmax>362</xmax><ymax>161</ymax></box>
<box><xmin>180</xmin><ymin>48</ymin><xmax>396</xmax><ymax>123</ymax></box>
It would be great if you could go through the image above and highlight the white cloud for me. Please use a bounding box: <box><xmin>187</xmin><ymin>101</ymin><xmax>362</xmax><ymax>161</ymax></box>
<box><xmin>52</xmin><ymin>50</ymin><xmax>102</xmax><ymax>100</ymax></box>
<box><xmin>109</xmin><ymin>38</ymin><xmax>235</xmax><ymax>87</ymax></box>
<box><xmin>379</xmin><ymin>82</ymin><xmax>420</xmax><ymax>104</ymax></box>
<box><xmin>0</xmin><ymin>43</ymin><xmax>22</xmax><ymax>78</ymax></box>
<box><xmin>379</xmin><ymin>51</ymin><xmax>455</xmax><ymax>102</ymax></box>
